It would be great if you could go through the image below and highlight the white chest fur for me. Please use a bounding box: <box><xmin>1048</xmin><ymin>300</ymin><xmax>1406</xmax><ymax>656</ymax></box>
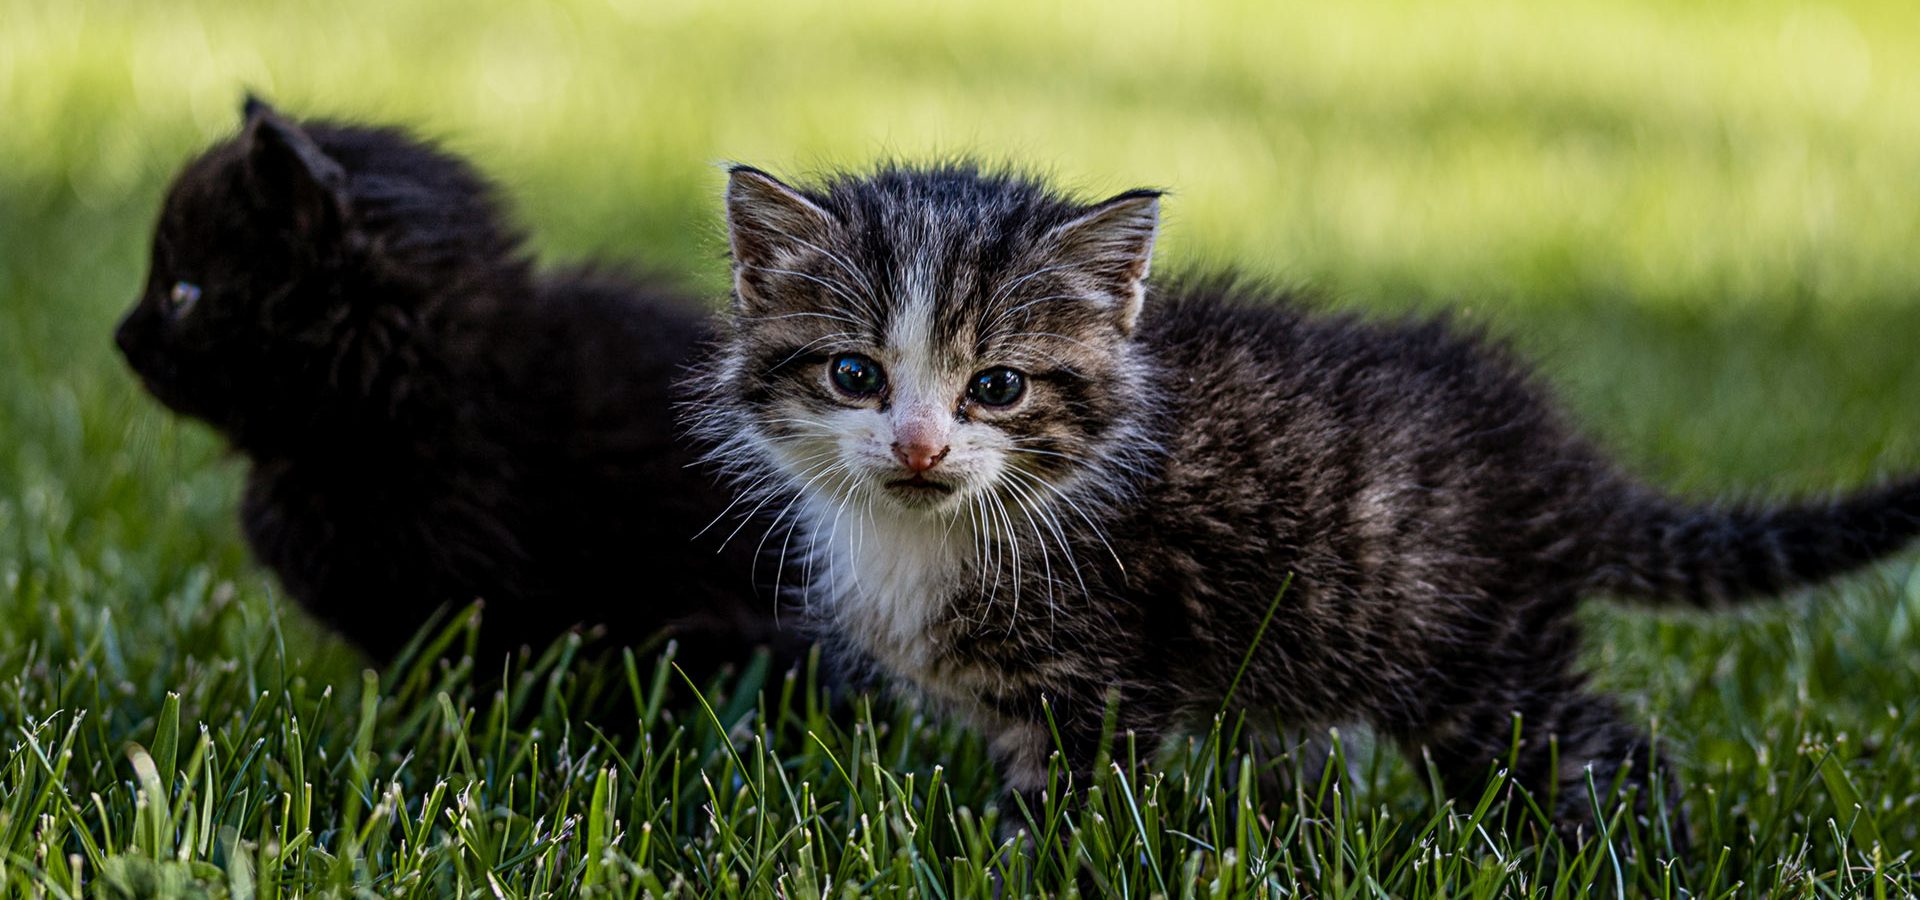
<box><xmin>803</xmin><ymin>498</ymin><xmax>970</xmax><ymax>675</ymax></box>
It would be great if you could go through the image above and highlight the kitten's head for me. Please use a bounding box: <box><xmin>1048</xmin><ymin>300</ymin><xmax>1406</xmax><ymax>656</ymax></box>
<box><xmin>115</xmin><ymin>96</ymin><xmax>519</xmax><ymax>445</ymax></box>
<box><xmin>700</xmin><ymin>162</ymin><xmax>1162</xmax><ymax>525</ymax></box>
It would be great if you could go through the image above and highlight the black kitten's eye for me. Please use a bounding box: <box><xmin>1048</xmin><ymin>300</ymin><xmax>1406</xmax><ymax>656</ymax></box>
<box><xmin>968</xmin><ymin>367</ymin><xmax>1026</xmax><ymax>407</ymax></box>
<box><xmin>166</xmin><ymin>281</ymin><xmax>203</xmax><ymax>318</ymax></box>
<box><xmin>829</xmin><ymin>353</ymin><xmax>886</xmax><ymax>397</ymax></box>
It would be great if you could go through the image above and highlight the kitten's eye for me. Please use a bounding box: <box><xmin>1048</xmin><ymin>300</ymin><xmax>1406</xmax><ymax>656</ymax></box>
<box><xmin>829</xmin><ymin>353</ymin><xmax>886</xmax><ymax>397</ymax></box>
<box><xmin>968</xmin><ymin>367</ymin><xmax>1026</xmax><ymax>407</ymax></box>
<box><xmin>166</xmin><ymin>281</ymin><xmax>203</xmax><ymax>318</ymax></box>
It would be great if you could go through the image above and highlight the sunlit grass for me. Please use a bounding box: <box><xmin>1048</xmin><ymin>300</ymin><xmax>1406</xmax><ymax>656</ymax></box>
<box><xmin>3</xmin><ymin>0</ymin><xmax>1919</xmax><ymax>894</ymax></box>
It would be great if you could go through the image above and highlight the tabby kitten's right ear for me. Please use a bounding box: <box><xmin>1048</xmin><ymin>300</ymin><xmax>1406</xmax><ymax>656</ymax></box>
<box><xmin>724</xmin><ymin>166</ymin><xmax>837</xmax><ymax>312</ymax></box>
<box><xmin>1044</xmin><ymin>189</ymin><xmax>1162</xmax><ymax>335</ymax></box>
<box><xmin>240</xmin><ymin>98</ymin><xmax>349</xmax><ymax>240</ymax></box>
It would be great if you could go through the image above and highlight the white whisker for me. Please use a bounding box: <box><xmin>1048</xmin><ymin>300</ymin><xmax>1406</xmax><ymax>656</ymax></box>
<box><xmin>742</xmin><ymin>263</ymin><xmax>868</xmax><ymax>311</ymax></box>
<box><xmin>1006</xmin><ymin>465</ymin><xmax>1128</xmax><ymax>581</ymax></box>
<box><xmin>757</xmin><ymin>231</ymin><xmax>883</xmax><ymax>310</ymax></box>
<box><xmin>740</xmin><ymin>309</ymin><xmax>866</xmax><ymax>329</ymax></box>
<box><xmin>982</xmin><ymin>292</ymin><xmax>1086</xmax><ymax>338</ymax></box>
<box><xmin>987</xmin><ymin>263</ymin><xmax>1079</xmax><ymax>311</ymax></box>
<box><xmin>1000</xmin><ymin>481</ymin><xmax>1057</xmax><ymax>631</ymax></box>
<box><xmin>764</xmin><ymin>332</ymin><xmax>863</xmax><ymax>373</ymax></box>
<box><xmin>710</xmin><ymin>449</ymin><xmax>842</xmax><ymax>547</ymax></box>
<box><xmin>1000</xmin><ymin>473</ymin><xmax>1083</xmax><ymax>610</ymax></box>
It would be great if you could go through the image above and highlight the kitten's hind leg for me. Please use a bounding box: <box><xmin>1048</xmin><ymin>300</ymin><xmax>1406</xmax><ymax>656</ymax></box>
<box><xmin>1248</xmin><ymin>723</ymin><xmax>1380</xmax><ymax>823</ymax></box>
<box><xmin>986</xmin><ymin>716</ymin><xmax>1100</xmax><ymax>893</ymax></box>
<box><xmin>1399</xmin><ymin>681</ymin><xmax>1687</xmax><ymax>857</ymax></box>
<box><xmin>989</xmin><ymin>695</ymin><xmax>1169</xmax><ymax>892</ymax></box>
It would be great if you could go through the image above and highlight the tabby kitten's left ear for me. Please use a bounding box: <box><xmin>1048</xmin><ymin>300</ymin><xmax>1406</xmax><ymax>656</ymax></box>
<box><xmin>240</xmin><ymin>100</ymin><xmax>349</xmax><ymax>240</ymax></box>
<box><xmin>1046</xmin><ymin>189</ymin><xmax>1162</xmax><ymax>334</ymax></box>
<box><xmin>725</xmin><ymin>166</ymin><xmax>837</xmax><ymax>313</ymax></box>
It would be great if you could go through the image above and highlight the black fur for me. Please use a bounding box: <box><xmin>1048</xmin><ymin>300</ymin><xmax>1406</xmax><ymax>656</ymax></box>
<box><xmin>690</xmin><ymin>161</ymin><xmax>1920</xmax><ymax>842</ymax></box>
<box><xmin>115</xmin><ymin>100</ymin><xmax>804</xmax><ymax>673</ymax></box>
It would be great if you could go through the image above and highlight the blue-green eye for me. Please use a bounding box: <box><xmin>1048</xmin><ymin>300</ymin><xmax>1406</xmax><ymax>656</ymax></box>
<box><xmin>968</xmin><ymin>367</ymin><xmax>1026</xmax><ymax>407</ymax></box>
<box><xmin>167</xmin><ymin>281</ymin><xmax>202</xmax><ymax>317</ymax></box>
<box><xmin>829</xmin><ymin>353</ymin><xmax>886</xmax><ymax>397</ymax></box>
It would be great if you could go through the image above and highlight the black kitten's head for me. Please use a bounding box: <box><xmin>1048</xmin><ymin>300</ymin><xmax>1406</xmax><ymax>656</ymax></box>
<box><xmin>115</xmin><ymin>97</ymin><xmax>519</xmax><ymax>445</ymax></box>
<box><xmin>697</xmin><ymin>162</ymin><xmax>1162</xmax><ymax>525</ymax></box>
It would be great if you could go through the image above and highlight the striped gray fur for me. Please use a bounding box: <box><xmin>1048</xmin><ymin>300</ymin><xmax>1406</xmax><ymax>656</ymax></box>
<box><xmin>682</xmin><ymin>161</ymin><xmax>1920</xmax><ymax>845</ymax></box>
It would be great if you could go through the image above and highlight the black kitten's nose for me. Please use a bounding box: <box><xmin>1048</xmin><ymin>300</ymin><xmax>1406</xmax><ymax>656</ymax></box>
<box><xmin>113</xmin><ymin>310</ymin><xmax>140</xmax><ymax>359</ymax></box>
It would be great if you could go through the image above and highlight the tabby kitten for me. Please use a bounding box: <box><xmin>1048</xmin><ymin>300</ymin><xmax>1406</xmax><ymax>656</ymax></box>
<box><xmin>116</xmin><ymin>98</ymin><xmax>803</xmax><ymax>673</ymax></box>
<box><xmin>689</xmin><ymin>161</ymin><xmax>1920</xmax><ymax>837</ymax></box>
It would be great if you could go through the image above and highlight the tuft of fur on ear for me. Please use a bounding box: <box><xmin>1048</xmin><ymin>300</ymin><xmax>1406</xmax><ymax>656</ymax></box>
<box><xmin>242</xmin><ymin>105</ymin><xmax>350</xmax><ymax>240</ymax></box>
<box><xmin>724</xmin><ymin>166</ymin><xmax>837</xmax><ymax>312</ymax></box>
<box><xmin>1045</xmin><ymin>189</ymin><xmax>1161</xmax><ymax>334</ymax></box>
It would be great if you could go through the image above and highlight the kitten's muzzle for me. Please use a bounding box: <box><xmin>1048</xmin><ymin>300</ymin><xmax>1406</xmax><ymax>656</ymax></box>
<box><xmin>114</xmin><ymin>308</ymin><xmax>165</xmax><ymax>381</ymax></box>
<box><xmin>113</xmin><ymin>309</ymin><xmax>141</xmax><ymax>360</ymax></box>
<box><xmin>885</xmin><ymin>475</ymin><xmax>956</xmax><ymax>497</ymax></box>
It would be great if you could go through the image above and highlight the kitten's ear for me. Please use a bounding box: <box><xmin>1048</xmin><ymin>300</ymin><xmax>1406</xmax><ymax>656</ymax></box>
<box><xmin>240</xmin><ymin>92</ymin><xmax>272</xmax><ymax>121</ymax></box>
<box><xmin>242</xmin><ymin>105</ymin><xmax>349</xmax><ymax>239</ymax></box>
<box><xmin>1046</xmin><ymin>189</ymin><xmax>1161</xmax><ymax>334</ymax></box>
<box><xmin>725</xmin><ymin>166</ymin><xmax>836</xmax><ymax>311</ymax></box>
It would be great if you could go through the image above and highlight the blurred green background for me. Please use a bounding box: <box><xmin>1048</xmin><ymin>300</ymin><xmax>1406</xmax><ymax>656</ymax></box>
<box><xmin>4</xmin><ymin>0</ymin><xmax>1920</xmax><ymax>889</ymax></box>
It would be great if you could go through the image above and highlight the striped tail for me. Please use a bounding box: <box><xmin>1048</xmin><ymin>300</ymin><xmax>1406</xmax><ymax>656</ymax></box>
<box><xmin>1588</xmin><ymin>476</ymin><xmax>1920</xmax><ymax>606</ymax></box>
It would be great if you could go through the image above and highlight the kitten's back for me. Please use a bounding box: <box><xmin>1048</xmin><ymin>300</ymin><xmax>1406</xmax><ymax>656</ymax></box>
<box><xmin>489</xmin><ymin>268</ymin><xmax>796</xmax><ymax>656</ymax></box>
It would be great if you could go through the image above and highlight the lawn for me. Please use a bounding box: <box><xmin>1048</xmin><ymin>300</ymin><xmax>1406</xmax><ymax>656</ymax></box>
<box><xmin>3</xmin><ymin>0</ymin><xmax>1920</xmax><ymax>895</ymax></box>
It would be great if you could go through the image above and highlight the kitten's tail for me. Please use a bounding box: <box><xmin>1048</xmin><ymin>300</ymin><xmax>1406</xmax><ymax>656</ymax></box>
<box><xmin>1589</xmin><ymin>476</ymin><xmax>1920</xmax><ymax>606</ymax></box>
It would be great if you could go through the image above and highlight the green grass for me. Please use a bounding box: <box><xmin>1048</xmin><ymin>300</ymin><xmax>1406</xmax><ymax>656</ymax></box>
<box><xmin>5</xmin><ymin>0</ymin><xmax>1920</xmax><ymax>895</ymax></box>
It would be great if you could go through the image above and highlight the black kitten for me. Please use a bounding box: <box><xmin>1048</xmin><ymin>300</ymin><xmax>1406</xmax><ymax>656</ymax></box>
<box><xmin>688</xmin><ymin>161</ymin><xmax>1920</xmax><ymax>839</ymax></box>
<box><xmin>116</xmin><ymin>98</ymin><xmax>803</xmax><ymax>673</ymax></box>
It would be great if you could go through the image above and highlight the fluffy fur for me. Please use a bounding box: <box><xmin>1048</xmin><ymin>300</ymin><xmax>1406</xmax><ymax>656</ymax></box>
<box><xmin>115</xmin><ymin>99</ymin><xmax>804</xmax><ymax>673</ymax></box>
<box><xmin>685</xmin><ymin>160</ymin><xmax>1920</xmax><ymax>838</ymax></box>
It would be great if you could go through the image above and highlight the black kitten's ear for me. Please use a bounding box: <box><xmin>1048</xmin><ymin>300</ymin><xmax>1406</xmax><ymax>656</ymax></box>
<box><xmin>240</xmin><ymin>92</ymin><xmax>273</xmax><ymax>121</ymax></box>
<box><xmin>242</xmin><ymin>107</ymin><xmax>349</xmax><ymax>239</ymax></box>
<box><xmin>725</xmin><ymin>166</ymin><xmax>836</xmax><ymax>311</ymax></box>
<box><xmin>1045</xmin><ymin>189</ymin><xmax>1162</xmax><ymax>334</ymax></box>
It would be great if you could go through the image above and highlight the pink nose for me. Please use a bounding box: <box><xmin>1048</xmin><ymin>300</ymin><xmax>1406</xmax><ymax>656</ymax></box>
<box><xmin>892</xmin><ymin>440</ymin><xmax>949</xmax><ymax>473</ymax></box>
